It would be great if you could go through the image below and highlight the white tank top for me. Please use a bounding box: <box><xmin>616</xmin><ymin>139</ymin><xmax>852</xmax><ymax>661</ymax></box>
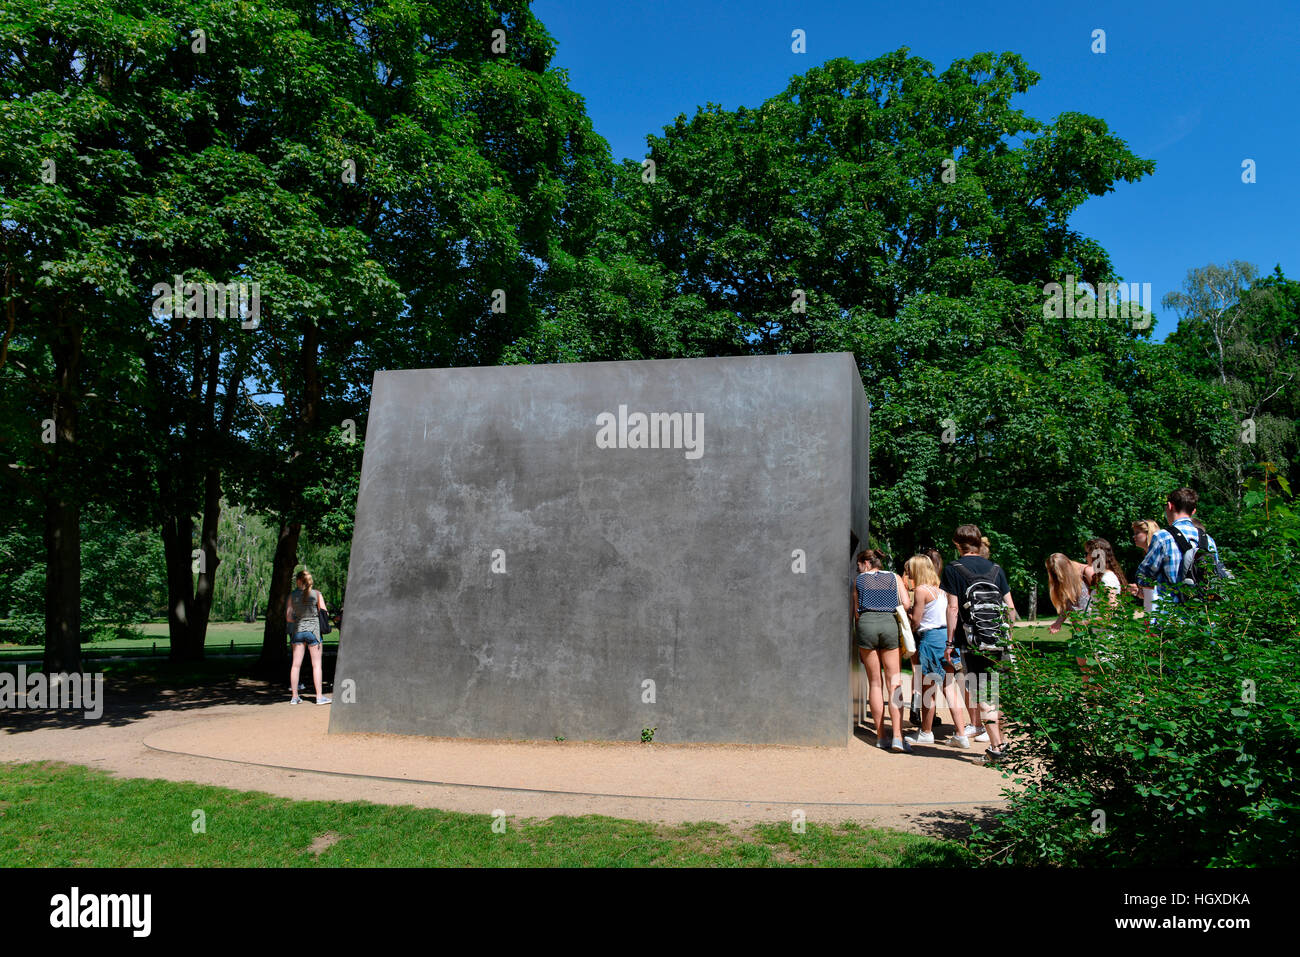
<box><xmin>916</xmin><ymin>585</ymin><xmax>946</xmax><ymax>632</ymax></box>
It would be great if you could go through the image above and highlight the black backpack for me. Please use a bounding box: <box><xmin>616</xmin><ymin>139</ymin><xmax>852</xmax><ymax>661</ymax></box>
<box><xmin>951</xmin><ymin>562</ymin><xmax>1011</xmax><ymax>651</ymax></box>
<box><xmin>1166</xmin><ymin>525</ymin><xmax>1227</xmax><ymax>598</ymax></box>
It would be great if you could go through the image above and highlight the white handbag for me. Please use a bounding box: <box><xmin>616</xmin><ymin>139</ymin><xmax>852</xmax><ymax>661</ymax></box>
<box><xmin>895</xmin><ymin>605</ymin><xmax>916</xmax><ymax>654</ymax></box>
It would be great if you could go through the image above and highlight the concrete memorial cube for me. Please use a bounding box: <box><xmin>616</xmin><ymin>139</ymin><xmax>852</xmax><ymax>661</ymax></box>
<box><xmin>329</xmin><ymin>352</ymin><xmax>870</xmax><ymax>745</ymax></box>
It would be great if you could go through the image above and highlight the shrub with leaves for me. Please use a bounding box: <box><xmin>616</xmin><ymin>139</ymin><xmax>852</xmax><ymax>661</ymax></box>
<box><xmin>970</xmin><ymin>470</ymin><xmax>1300</xmax><ymax>865</ymax></box>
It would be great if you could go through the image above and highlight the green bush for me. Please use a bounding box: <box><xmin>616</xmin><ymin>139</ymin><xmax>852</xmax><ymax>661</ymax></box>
<box><xmin>971</xmin><ymin>475</ymin><xmax>1300</xmax><ymax>866</ymax></box>
<box><xmin>83</xmin><ymin>622</ymin><xmax>146</xmax><ymax>644</ymax></box>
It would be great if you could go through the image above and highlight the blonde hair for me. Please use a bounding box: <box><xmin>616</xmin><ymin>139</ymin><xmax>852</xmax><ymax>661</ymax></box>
<box><xmin>1131</xmin><ymin>519</ymin><xmax>1160</xmax><ymax>551</ymax></box>
<box><xmin>905</xmin><ymin>555</ymin><xmax>940</xmax><ymax>589</ymax></box>
<box><xmin>979</xmin><ymin>536</ymin><xmax>991</xmax><ymax>559</ymax></box>
<box><xmin>1045</xmin><ymin>553</ymin><xmax>1082</xmax><ymax>613</ymax></box>
<box><xmin>295</xmin><ymin>568</ymin><xmax>314</xmax><ymax>596</ymax></box>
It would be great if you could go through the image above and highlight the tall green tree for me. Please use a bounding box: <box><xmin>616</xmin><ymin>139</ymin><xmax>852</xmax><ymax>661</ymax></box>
<box><xmin>1164</xmin><ymin>262</ymin><xmax>1299</xmax><ymax>525</ymax></box>
<box><xmin>0</xmin><ymin>0</ymin><xmax>164</xmax><ymax>671</ymax></box>
<box><xmin>4</xmin><ymin>0</ymin><xmax>619</xmax><ymax>673</ymax></box>
<box><xmin>177</xmin><ymin>0</ymin><xmax>619</xmax><ymax>673</ymax></box>
<box><xmin>511</xmin><ymin>49</ymin><xmax>1206</xmax><ymax>591</ymax></box>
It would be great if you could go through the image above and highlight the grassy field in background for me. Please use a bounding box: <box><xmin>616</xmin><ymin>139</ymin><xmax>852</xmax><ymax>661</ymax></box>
<box><xmin>0</xmin><ymin>762</ymin><xmax>972</xmax><ymax>868</ymax></box>
<box><xmin>0</xmin><ymin>620</ymin><xmax>339</xmax><ymax>660</ymax></box>
<box><xmin>1</xmin><ymin>619</ymin><xmax>1066</xmax><ymax>661</ymax></box>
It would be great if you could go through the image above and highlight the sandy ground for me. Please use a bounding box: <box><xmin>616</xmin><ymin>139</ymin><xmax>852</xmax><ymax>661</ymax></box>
<box><xmin>0</xmin><ymin>673</ymin><xmax>1009</xmax><ymax>837</ymax></box>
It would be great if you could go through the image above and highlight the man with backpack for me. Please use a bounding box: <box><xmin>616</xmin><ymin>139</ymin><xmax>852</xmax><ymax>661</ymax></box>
<box><xmin>941</xmin><ymin>524</ymin><xmax>1018</xmax><ymax>763</ymax></box>
<box><xmin>1135</xmin><ymin>488</ymin><xmax>1226</xmax><ymax>617</ymax></box>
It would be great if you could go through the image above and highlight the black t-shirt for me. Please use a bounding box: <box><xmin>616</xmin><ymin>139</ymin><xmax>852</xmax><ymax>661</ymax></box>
<box><xmin>941</xmin><ymin>555</ymin><xmax>1011</xmax><ymax>648</ymax></box>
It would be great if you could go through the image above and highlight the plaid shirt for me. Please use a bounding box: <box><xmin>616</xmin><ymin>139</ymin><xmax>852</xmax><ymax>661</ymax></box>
<box><xmin>1135</xmin><ymin>518</ymin><xmax>1219</xmax><ymax>613</ymax></box>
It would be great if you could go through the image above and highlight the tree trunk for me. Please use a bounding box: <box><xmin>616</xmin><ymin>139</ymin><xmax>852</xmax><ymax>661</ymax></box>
<box><xmin>161</xmin><ymin>513</ymin><xmax>195</xmax><ymax>661</ymax></box>
<box><xmin>257</xmin><ymin>520</ymin><xmax>300</xmax><ymax>678</ymax></box>
<box><xmin>43</xmin><ymin>494</ymin><xmax>81</xmax><ymax>674</ymax></box>
<box><xmin>186</xmin><ymin>465</ymin><xmax>222</xmax><ymax>660</ymax></box>
<box><xmin>43</xmin><ymin>314</ymin><xmax>82</xmax><ymax>674</ymax></box>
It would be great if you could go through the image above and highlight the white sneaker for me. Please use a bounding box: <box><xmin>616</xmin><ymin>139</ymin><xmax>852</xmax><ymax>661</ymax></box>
<box><xmin>974</xmin><ymin>729</ymin><xmax>990</xmax><ymax>742</ymax></box>
<box><xmin>891</xmin><ymin>737</ymin><xmax>913</xmax><ymax>753</ymax></box>
<box><xmin>964</xmin><ymin>724</ymin><xmax>978</xmax><ymax>737</ymax></box>
<box><xmin>945</xmin><ymin>734</ymin><xmax>971</xmax><ymax>749</ymax></box>
<box><xmin>905</xmin><ymin>731</ymin><xmax>935</xmax><ymax>745</ymax></box>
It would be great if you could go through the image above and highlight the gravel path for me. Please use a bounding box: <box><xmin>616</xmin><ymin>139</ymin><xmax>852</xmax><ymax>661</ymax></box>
<box><xmin>0</xmin><ymin>674</ymin><xmax>1009</xmax><ymax>836</ymax></box>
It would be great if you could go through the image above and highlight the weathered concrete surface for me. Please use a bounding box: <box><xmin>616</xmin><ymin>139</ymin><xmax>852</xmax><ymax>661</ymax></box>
<box><xmin>331</xmin><ymin>353</ymin><xmax>869</xmax><ymax>745</ymax></box>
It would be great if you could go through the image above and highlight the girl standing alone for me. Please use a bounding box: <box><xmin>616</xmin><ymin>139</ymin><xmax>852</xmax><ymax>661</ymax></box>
<box><xmin>287</xmin><ymin>568</ymin><xmax>333</xmax><ymax>705</ymax></box>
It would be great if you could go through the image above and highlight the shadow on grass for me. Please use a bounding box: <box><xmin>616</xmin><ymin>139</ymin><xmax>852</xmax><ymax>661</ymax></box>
<box><xmin>906</xmin><ymin>804</ymin><xmax>1004</xmax><ymax>845</ymax></box>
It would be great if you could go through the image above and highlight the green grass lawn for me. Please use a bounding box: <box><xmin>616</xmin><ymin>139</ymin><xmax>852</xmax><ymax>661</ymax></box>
<box><xmin>1013</xmin><ymin>622</ymin><xmax>1071</xmax><ymax>642</ymax></box>
<box><xmin>0</xmin><ymin>761</ymin><xmax>972</xmax><ymax>868</ymax></box>
<box><xmin>2</xmin><ymin>618</ymin><xmax>1062</xmax><ymax>662</ymax></box>
<box><xmin>0</xmin><ymin>620</ymin><xmax>339</xmax><ymax>660</ymax></box>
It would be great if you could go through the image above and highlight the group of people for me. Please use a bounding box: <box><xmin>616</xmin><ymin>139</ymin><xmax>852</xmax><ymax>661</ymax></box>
<box><xmin>852</xmin><ymin>487</ymin><xmax>1226</xmax><ymax>763</ymax></box>
<box><xmin>853</xmin><ymin>523</ymin><xmax>1014</xmax><ymax>762</ymax></box>
<box><xmin>1043</xmin><ymin>487</ymin><xmax>1226</xmax><ymax>630</ymax></box>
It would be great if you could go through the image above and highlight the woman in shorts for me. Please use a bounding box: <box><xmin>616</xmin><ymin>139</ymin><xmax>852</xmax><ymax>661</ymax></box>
<box><xmin>903</xmin><ymin>555</ymin><xmax>968</xmax><ymax>746</ymax></box>
<box><xmin>287</xmin><ymin>568</ymin><xmax>332</xmax><ymax>705</ymax></box>
<box><xmin>852</xmin><ymin>550</ymin><xmax>912</xmax><ymax>752</ymax></box>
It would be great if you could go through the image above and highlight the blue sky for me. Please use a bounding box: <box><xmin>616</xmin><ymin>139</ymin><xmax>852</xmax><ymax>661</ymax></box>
<box><xmin>533</xmin><ymin>0</ymin><xmax>1299</xmax><ymax>339</ymax></box>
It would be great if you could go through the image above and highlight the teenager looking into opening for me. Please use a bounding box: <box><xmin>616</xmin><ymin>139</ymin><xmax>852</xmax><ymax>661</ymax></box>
<box><xmin>1135</xmin><ymin>488</ymin><xmax>1222</xmax><ymax>618</ymax></box>
<box><xmin>287</xmin><ymin>569</ymin><xmax>332</xmax><ymax>705</ymax></box>
<box><xmin>941</xmin><ymin>525</ymin><xmax>1017</xmax><ymax>759</ymax></box>
<box><xmin>903</xmin><ymin>555</ymin><xmax>968</xmax><ymax>746</ymax></box>
<box><xmin>1127</xmin><ymin>519</ymin><xmax>1161</xmax><ymax>611</ymax></box>
<box><xmin>852</xmin><ymin>550</ymin><xmax>912</xmax><ymax>752</ymax></box>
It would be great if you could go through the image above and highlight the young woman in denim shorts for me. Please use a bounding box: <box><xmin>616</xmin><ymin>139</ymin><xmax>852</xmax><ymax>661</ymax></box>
<box><xmin>287</xmin><ymin>568</ymin><xmax>332</xmax><ymax>705</ymax></box>
<box><xmin>903</xmin><ymin>554</ymin><xmax>971</xmax><ymax>747</ymax></box>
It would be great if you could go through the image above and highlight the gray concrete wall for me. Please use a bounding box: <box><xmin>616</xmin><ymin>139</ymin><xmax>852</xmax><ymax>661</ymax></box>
<box><xmin>330</xmin><ymin>353</ymin><xmax>869</xmax><ymax>745</ymax></box>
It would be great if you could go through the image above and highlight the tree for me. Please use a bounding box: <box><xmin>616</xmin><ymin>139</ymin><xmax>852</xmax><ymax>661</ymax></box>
<box><xmin>178</xmin><ymin>0</ymin><xmax>619</xmax><ymax>674</ymax></box>
<box><xmin>5</xmin><ymin>0</ymin><xmax>619</xmax><ymax>674</ymax></box>
<box><xmin>0</xmin><ymin>0</ymin><xmax>162</xmax><ymax>671</ymax></box>
<box><xmin>1165</xmin><ymin>263</ymin><xmax>1299</xmax><ymax>524</ymax></box>
<box><xmin>510</xmin><ymin>49</ymin><xmax>1198</xmax><ymax>591</ymax></box>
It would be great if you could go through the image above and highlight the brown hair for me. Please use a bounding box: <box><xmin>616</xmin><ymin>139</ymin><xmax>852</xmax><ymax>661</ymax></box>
<box><xmin>1168</xmin><ymin>488</ymin><xmax>1198</xmax><ymax>515</ymax></box>
<box><xmin>1083</xmin><ymin>538</ymin><xmax>1129</xmax><ymax>591</ymax></box>
<box><xmin>979</xmin><ymin>535</ymin><xmax>991</xmax><ymax>559</ymax></box>
<box><xmin>953</xmin><ymin>524</ymin><xmax>982</xmax><ymax>551</ymax></box>
<box><xmin>1045</xmin><ymin>553</ymin><xmax>1083</xmax><ymax>614</ymax></box>
<box><xmin>855</xmin><ymin>550</ymin><xmax>872</xmax><ymax>566</ymax></box>
<box><xmin>295</xmin><ymin>568</ymin><xmax>314</xmax><ymax>598</ymax></box>
<box><xmin>922</xmin><ymin>547</ymin><xmax>944</xmax><ymax>580</ymax></box>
